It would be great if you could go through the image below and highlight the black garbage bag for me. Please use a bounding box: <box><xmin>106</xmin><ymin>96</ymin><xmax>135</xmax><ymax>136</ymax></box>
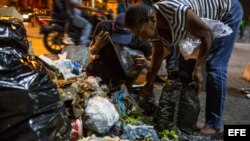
<box><xmin>177</xmin><ymin>82</ymin><xmax>200</xmax><ymax>133</ymax></box>
<box><xmin>138</xmin><ymin>90</ymin><xmax>156</xmax><ymax>117</ymax></box>
<box><xmin>0</xmin><ymin>18</ymin><xmax>29</xmax><ymax>51</ymax></box>
<box><xmin>156</xmin><ymin>80</ymin><xmax>200</xmax><ymax>132</ymax></box>
<box><xmin>177</xmin><ymin>128</ymin><xmax>223</xmax><ymax>141</ymax></box>
<box><xmin>156</xmin><ymin>80</ymin><xmax>181</xmax><ymax>131</ymax></box>
<box><xmin>0</xmin><ymin>47</ymin><xmax>71</xmax><ymax>141</ymax></box>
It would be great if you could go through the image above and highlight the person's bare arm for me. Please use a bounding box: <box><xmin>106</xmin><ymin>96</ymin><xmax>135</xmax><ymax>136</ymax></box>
<box><xmin>186</xmin><ymin>9</ymin><xmax>212</xmax><ymax>63</ymax></box>
<box><xmin>139</xmin><ymin>40</ymin><xmax>170</xmax><ymax>97</ymax></box>
<box><xmin>186</xmin><ymin>9</ymin><xmax>212</xmax><ymax>83</ymax></box>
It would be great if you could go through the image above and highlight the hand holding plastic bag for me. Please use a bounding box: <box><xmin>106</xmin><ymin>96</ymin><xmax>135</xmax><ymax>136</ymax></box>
<box><xmin>132</xmin><ymin>54</ymin><xmax>150</xmax><ymax>69</ymax></box>
<box><xmin>120</xmin><ymin>46</ymin><xmax>144</xmax><ymax>77</ymax></box>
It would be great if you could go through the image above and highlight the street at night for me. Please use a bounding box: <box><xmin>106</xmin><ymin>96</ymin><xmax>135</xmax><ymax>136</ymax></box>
<box><xmin>1</xmin><ymin>0</ymin><xmax>250</xmax><ymax>140</ymax></box>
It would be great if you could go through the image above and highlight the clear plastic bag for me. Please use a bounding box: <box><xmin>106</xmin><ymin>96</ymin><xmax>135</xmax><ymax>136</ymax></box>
<box><xmin>203</xmin><ymin>18</ymin><xmax>233</xmax><ymax>38</ymax></box>
<box><xmin>179</xmin><ymin>18</ymin><xmax>233</xmax><ymax>60</ymax></box>
<box><xmin>113</xmin><ymin>43</ymin><xmax>143</xmax><ymax>77</ymax></box>
<box><xmin>179</xmin><ymin>35</ymin><xmax>201</xmax><ymax>60</ymax></box>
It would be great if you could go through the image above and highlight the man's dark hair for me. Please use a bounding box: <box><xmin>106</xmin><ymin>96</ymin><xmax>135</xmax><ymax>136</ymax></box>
<box><xmin>124</xmin><ymin>2</ymin><xmax>153</xmax><ymax>28</ymax></box>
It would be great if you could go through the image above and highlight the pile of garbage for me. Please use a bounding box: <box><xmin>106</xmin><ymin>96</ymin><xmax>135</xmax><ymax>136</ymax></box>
<box><xmin>39</xmin><ymin>52</ymin><xmax>161</xmax><ymax>140</ymax></box>
<box><xmin>38</xmin><ymin>52</ymin><xmax>223</xmax><ymax>141</ymax></box>
<box><xmin>0</xmin><ymin>17</ymin><xmax>224</xmax><ymax>141</ymax></box>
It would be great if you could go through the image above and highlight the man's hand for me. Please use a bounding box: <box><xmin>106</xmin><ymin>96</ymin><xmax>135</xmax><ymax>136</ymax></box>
<box><xmin>132</xmin><ymin>54</ymin><xmax>150</xmax><ymax>69</ymax></box>
<box><xmin>95</xmin><ymin>31</ymin><xmax>109</xmax><ymax>49</ymax></box>
<box><xmin>90</xmin><ymin>31</ymin><xmax>109</xmax><ymax>55</ymax></box>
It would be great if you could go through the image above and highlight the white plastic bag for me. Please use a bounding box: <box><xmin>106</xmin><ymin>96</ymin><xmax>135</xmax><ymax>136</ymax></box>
<box><xmin>53</xmin><ymin>52</ymin><xmax>76</xmax><ymax>79</ymax></box>
<box><xmin>179</xmin><ymin>35</ymin><xmax>201</xmax><ymax>60</ymax></box>
<box><xmin>203</xmin><ymin>18</ymin><xmax>233</xmax><ymax>38</ymax></box>
<box><xmin>179</xmin><ymin>18</ymin><xmax>233</xmax><ymax>60</ymax></box>
<box><xmin>83</xmin><ymin>96</ymin><xmax>120</xmax><ymax>134</ymax></box>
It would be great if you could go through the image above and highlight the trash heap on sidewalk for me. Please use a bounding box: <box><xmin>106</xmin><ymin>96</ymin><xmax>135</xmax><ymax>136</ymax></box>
<box><xmin>0</xmin><ymin>17</ymin><xmax>223</xmax><ymax>141</ymax></box>
<box><xmin>38</xmin><ymin>53</ymin><xmax>161</xmax><ymax>141</ymax></box>
<box><xmin>38</xmin><ymin>52</ymin><xmax>222</xmax><ymax>141</ymax></box>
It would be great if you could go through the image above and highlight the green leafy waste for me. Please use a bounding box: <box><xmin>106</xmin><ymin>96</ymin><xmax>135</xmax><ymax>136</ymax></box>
<box><xmin>123</xmin><ymin>110</ymin><xmax>154</xmax><ymax>125</ymax></box>
<box><xmin>159</xmin><ymin>129</ymin><xmax>179</xmax><ymax>141</ymax></box>
<box><xmin>123</xmin><ymin>111</ymin><xmax>142</xmax><ymax>125</ymax></box>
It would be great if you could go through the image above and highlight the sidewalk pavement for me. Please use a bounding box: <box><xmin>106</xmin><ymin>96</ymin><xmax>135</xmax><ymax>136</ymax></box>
<box><xmin>227</xmin><ymin>43</ymin><xmax>250</xmax><ymax>91</ymax></box>
<box><xmin>25</xmin><ymin>25</ymin><xmax>42</xmax><ymax>38</ymax></box>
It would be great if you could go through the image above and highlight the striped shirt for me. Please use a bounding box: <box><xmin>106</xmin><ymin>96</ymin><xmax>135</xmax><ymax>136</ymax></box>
<box><xmin>153</xmin><ymin>0</ymin><xmax>231</xmax><ymax>46</ymax></box>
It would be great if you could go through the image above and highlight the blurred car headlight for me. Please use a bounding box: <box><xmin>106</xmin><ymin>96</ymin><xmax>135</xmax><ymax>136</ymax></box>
<box><xmin>23</xmin><ymin>14</ymin><xmax>29</xmax><ymax>19</ymax></box>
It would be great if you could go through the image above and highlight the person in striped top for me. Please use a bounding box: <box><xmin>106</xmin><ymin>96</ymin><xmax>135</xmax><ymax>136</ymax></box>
<box><xmin>124</xmin><ymin>0</ymin><xmax>243</xmax><ymax>134</ymax></box>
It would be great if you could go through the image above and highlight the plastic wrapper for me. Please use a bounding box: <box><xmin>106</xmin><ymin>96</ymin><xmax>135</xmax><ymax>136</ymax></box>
<box><xmin>71</xmin><ymin>118</ymin><xmax>83</xmax><ymax>141</ymax></box>
<box><xmin>111</xmin><ymin>85</ymin><xmax>142</xmax><ymax>116</ymax></box>
<box><xmin>82</xmin><ymin>96</ymin><xmax>120</xmax><ymax>134</ymax></box>
<box><xmin>122</xmin><ymin>124</ymin><xmax>160</xmax><ymax>141</ymax></box>
<box><xmin>0</xmin><ymin>47</ymin><xmax>71</xmax><ymax>141</ymax></box>
<box><xmin>0</xmin><ymin>18</ymin><xmax>29</xmax><ymax>51</ymax></box>
<box><xmin>53</xmin><ymin>52</ymin><xmax>82</xmax><ymax>79</ymax></box>
<box><xmin>179</xmin><ymin>18</ymin><xmax>233</xmax><ymax>60</ymax></box>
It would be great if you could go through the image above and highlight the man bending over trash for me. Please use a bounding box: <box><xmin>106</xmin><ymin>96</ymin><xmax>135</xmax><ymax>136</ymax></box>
<box><xmin>86</xmin><ymin>13</ymin><xmax>156</xmax><ymax>115</ymax></box>
<box><xmin>86</xmin><ymin>13</ymin><xmax>152</xmax><ymax>88</ymax></box>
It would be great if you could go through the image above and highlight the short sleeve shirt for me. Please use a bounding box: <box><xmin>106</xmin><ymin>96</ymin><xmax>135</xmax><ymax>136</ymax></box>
<box><xmin>153</xmin><ymin>0</ymin><xmax>231</xmax><ymax>45</ymax></box>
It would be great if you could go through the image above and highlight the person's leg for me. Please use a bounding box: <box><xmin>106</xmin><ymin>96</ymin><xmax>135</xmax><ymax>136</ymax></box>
<box><xmin>79</xmin><ymin>17</ymin><xmax>92</xmax><ymax>47</ymax></box>
<box><xmin>63</xmin><ymin>21</ymin><xmax>74</xmax><ymax>45</ymax></box>
<box><xmin>202</xmin><ymin>1</ymin><xmax>243</xmax><ymax>133</ymax></box>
